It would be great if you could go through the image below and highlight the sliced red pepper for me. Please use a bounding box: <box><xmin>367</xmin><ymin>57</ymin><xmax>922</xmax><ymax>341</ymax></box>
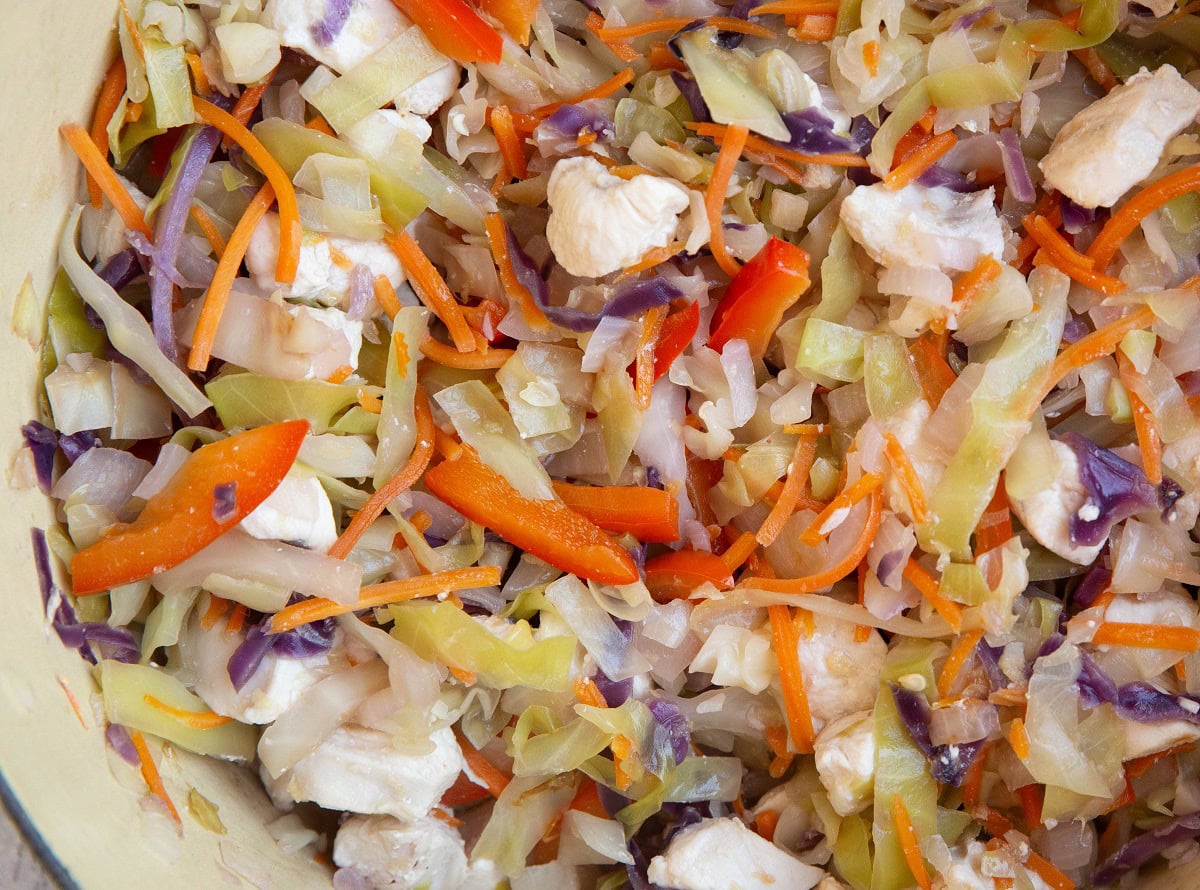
<box><xmin>551</xmin><ymin>481</ymin><xmax>680</xmax><ymax>543</ymax></box>
<box><xmin>477</xmin><ymin>0</ymin><xmax>540</xmax><ymax>45</ymax></box>
<box><xmin>708</xmin><ymin>237</ymin><xmax>812</xmax><ymax>360</ymax></box>
<box><xmin>71</xmin><ymin>420</ymin><xmax>310</xmax><ymax>595</ymax></box>
<box><xmin>424</xmin><ymin>445</ymin><xmax>639</xmax><ymax>585</ymax></box>
<box><xmin>653</xmin><ymin>300</ymin><xmax>701</xmax><ymax>382</ymax></box>
<box><xmin>391</xmin><ymin>0</ymin><xmax>503</xmax><ymax>64</ymax></box>
<box><xmin>440</xmin><ymin>772</ymin><xmax>493</xmax><ymax>806</ymax></box>
<box><xmin>148</xmin><ymin>128</ymin><xmax>185</xmax><ymax>180</ymax></box>
<box><xmin>644</xmin><ymin>550</ymin><xmax>734</xmax><ymax>602</ymax></box>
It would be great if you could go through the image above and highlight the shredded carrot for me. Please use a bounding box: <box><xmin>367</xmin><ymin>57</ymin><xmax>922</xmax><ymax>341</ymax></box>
<box><xmin>118</xmin><ymin>0</ymin><xmax>146</xmax><ymax>58</ymax></box>
<box><xmin>757</xmin><ymin>428</ymin><xmax>820</xmax><ymax>547</ymax></box>
<box><xmin>532</xmin><ymin>68</ymin><xmax>636</xmax><ymax>121</ymax></box>
<box><xmin>885</xmin><ymin>130</ymin><xmax>957</xmax><ymax>190</ymax></box>
<box><xmin>326</xmin><ymin>364</ymin><xmax>354</xmax><ymax>384</ymax></box>
<box><xmin>854</xmin><ymin>563</ymin><xmax>872</xmax><ymax>643</ymax></box>
<box><xmin>420</xmin><ymin>336</ymin><xmax>514</xmax><ymax>369</ymax></box>
<box><xmin>790</xmin><ymin>14</ymin><xmax>837</xmax><ymax>39</ymax></box>
<box><xmin>129</xmin><ymin>730</ymin><xmax>181</xmax><ymax>824</ymax></box>
<box><xmin>705</xmin><ymin>124</ymin><xmax>749</xmax><ymax>278</ymax></box>
<box><xmin>228</xmin><ymin>76</ymin><xmax>273</xmax><ymax>131</ymax></box>
<box><xmin>953</xmin><ymin>255</ymin><xmax>1002</xmax><ymax>313</ymax></box>
<box><xmin>975</xmin><ymin>478</ymin><xmax>1013</xmax><ymax>556</ymax></box>
<box><xmin>574</xmin><ymin>676</ymin><xmax>608</xmax><ymax>708</ymax></box>
<box><xmin>483</xmin><ymin>212</ymin><xmax>551</xmax><ymax>329</ymax></box>
<box><xmin>616</xmin><ymin>240</ymin><xmax>687</xmax><ymax>281</ymax></box>
<box><xmin>225</xmin><ymin>603</ymin><xmax>248</xmax><ymax>636</ymax></box>
<box><xmin>908</xmin><ymin>333</ymin><xmax>958</xmax><ymax>407</ymax></box>
<box><xmin>585</xmin><ymin>11</ymin><xmax>640</xmax><ymax>61</ymax></box>
<box><xmin>1126</xmin><ymin>742</ymin><xmax>1196</xmax><ymax>778</ymax></box>
<box><xmin>1177</xmin><ymin>659</ymin><xmax>1189</xmax><ymax>683</ymax></box>
<box><xmin>431</xmin><ymin>807</ymin><xmax>465</xmax><ymax>827</ymax></box>
<box><xmin>1018</xmin><ymin>783</ymin><xmax>1043</xmax><ymax>829</ymax></box>
<box><xmin>1026</xmin><ymin>304</ymin><xmax>1156</xmax><ymax>413</ymax></box>
<box><xmin>305</xmin><ymin>115</ymin><xmax>335</xmax><ymax>136</ymax></box>
<box><xmin>598</xmin><ymin>14</ymin><xmax>774</xmax><ymax>40</ymax></box>
<box><xmin>372</xmin><ymin>274</ymin><xmax>403</xmax><ymax>320</ymax></box>
<box><xmin>799</xmin><ymin>473</ymin><xmax>884</xmax><ymax>546</ymax></box>
<box><xmin>1092</xmin><ymin>622</ymin><xmax>1200</xmax><ymax>651</ymax></box>
<box><xmin>1009</xmin><ymin>717</ymin><xmax>1031</xmax><ymax>759</ymax></box>
<box><xmin>765</xmin><ymin>725</ymin><xmax>795</xmax><ymax>778</ymax></box>
<box><xmin>184</xmin><ymin>51</ymin><xmax>210</xmax><ymax>95</ymax></box>
<box><xmin>963</xmin><ymin>741</ymin><xmax>987</xmax><ymax>808</ymax></box>
<box><xmin>1024</xmin><ymin>214</ymin><xmax>1126</xmax><ymax>294</ymax></box>
<box><xmin>1023</xmin><ymin>851</ymin><xmax>1075</xmax><ymax>890</ymax></box>
<box><xmin>86</xmin><ymin>57</ymin><xmax>127</xmax><ymax>209</ymax></box>
<box><xmin>143</xmin><ymin>695</ymin><xmax>233</xmax><ymax>729</ymax></box>
<box><xmin>187</xmin><ymin>182</ymin><xmax>275</xmax><ymax>372</ymax></box>
<box><xmin>635</xmin><ymin>305</ymin><xmax>667</xmax><ymax>410</ymax></box>
<box><xmin>328</xmin><ymin>387</ymin><xmax>434</xmax><ymax>559</ymax></box>
<box><xmin>61</xmin><ymin>123</ymin><xmax>151</xmax><ymax>238</ymax></box>
<box><xmin>1117</xmin><ymin>353</ymin><xmax>1163</xmax><ymax>485</ymax></box>
<box><xmin>1089</xmin><ymin>165</ymin><xmax>1200</xmax><ymax>269</ymax></box>
<box><xmin>688</xmin><ymin>121</ymin><xmax>870</xmax><ymax>168</ymax></box>
<box><xmin>124</xmin><ymin>101</ymin><xmax>143</xmax><ymax>124</ymax></box>
<box><xmin>454</xmin><ymin>729</ymin><xmax>511</xmax><ymax>798</ymax></box>
<box><xmin>937</xmin><ymin>629</ymin><xmax>985</xmax><ymax>698</ymax></box>
<box><xmin>269</xmin><ymin>566</ymin><xmax>503</xmax><ymax>634</ymax></box>
<box><xmin>720</xmin><ymin>531</ymin><xmax>759</xmax><ymax>573</ymax></box>
<box><xmin>647</xmin><ymin>41</ymin><xmax>687</xmax><ymax>71</ymax></box>
<box><xmin>56</xmin><ymin>675</ymin><xmax>88</xmax><ymax>729</ymax></box>
<box><xmin>192</xmin><ymin>96</ymin><xmax>299</xmax><ymax>284</ymax></box>
<box><xmin>611</xmin><ymin>734</ymin><xmax>637</xmax><ymax>791</ymax></box>
<box><xmin>883</xmin><ymin>434</ymin><xmax>927</xmax><ymax>524</ymax></box>
<box><xmin>892</xmin><ymin>795</ymin><xmax>933</xmax><ymax>890</ymax></box>
<box><xmin>755</xmin><ymin>808</ymin><xmax>781</xmax><ymax>841</ymax></box>
<box><xmin>490</xmin><ymin>105</ymin><xmax>528</xmax><ymax>181</ymax></box>
<box><xmin>754</xmin><ymin>0</ymin><xmax>840</xmax><ymax>13</ymax></box>
<box><xmin>189</xmin><ymin>204</ymin><xmax>227</xmax><ymax>259</ymax></box>
<box><xmin>382</xmin><ymin>231</ymin><xmax>474</xmax><ymax>353</ymax></box>
<box><xmin>200</xmin><ymin>595</ymin><xmax>231</xmax><ymax>631</ymax></box>
<box><xmin>357</xmin><ymin>390</ymin><xmax>384</xmax><ymax>413</ymax></box>
<box><xmin>744</xmin><ymin>486</ymin><xmax>883</xmax><ymax>593</ymax></box>
<box><xmin>768</xmin><ymin>604</ymin><xmax>815</xmax><ymax>753</ymax></box>
<box><xmin>447</xmin><ymin>666</ymin><xmax>477</xmax><ymax>686</ymax></box>
<box><xmin>902</xmin><ymin>558</ymin><xmax>964</xmax><ymax>633</ymax></box>
<box><xmin>862</xmin><ymin>39</ymin><xmax>881</xmax><ymax>77</ymax></box>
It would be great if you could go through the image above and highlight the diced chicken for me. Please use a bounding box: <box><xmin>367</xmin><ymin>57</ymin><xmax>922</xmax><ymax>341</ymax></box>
<box><xmin>79</xmin><ymin>175</ymin><xmax>150</xmax><ymax>264</ymax></box>
<box><xmin>346</xmin><ymin>108</ymin><xmax>434</xmax><ymax>152</ymax></box>
<box><xmin>813</xmin><ymin>711</ymin><xmax>875</xmax><ymax>816</ymax></box>
<box><xmin>839</xmin><ymin>183</ymin><xmax>1005</xmax><ymax>272</ymax></box>
<box><xmin>240</xmin><ymin>472</ymin><xmax>338</xmax><ymax>552</ymax></box>
<box><xmin>1006</xmin><ymin>440</ymin><xmax>1103</xmax><ymax>566</ymax></box>
<box><xmin>245</xmin><ymin>212</ymin><xmax>405</xmax><ymax>306</ymax></box>
<box><xmin>262</xmin><ymin>0</ymin><xmax>406</xmax><ymax>74</ymax></box>
<box><xmin>333</xmin><ymin>814</ymin><xmax>499</xmax><ymax>890</ymax></box>
<box><xmin>935</xmin><ymin>840</ymin><xmax>1054</xmax><ymax>890</ymax></box>
<box><xmin>797</xmin><ymin>614</ymin><xmax>887</xmax><ymax>732</ymax></box>
<box><xmin>178</xmin><ymin>613</ymin><xmax>343</xmax><ymax>725</ymax></box>
<box><xmin>274</xmin><ymin>724</ymin><xmax>462</xmax><ymax>820</ymax></box>
<box><xmin>394</xmin><ymin>62</ymin><xmax>461</xmax><ymax>118</ymax></box>
<box><xmin>546</xmin><ymin>156</ymin><xmax>690</xmax><ymax>278</ymax></box>
<box><xmin>1040</xmin><ymin>65</ymin><xmax>1200</xmax><ymax>209</ymax></box>
<box><xmin>689</xmin><ymin>624</ymin><xmax>775</xmax><ymax>695</ymax></box>
<box><xmin>646</xmin><ymin>817</ymin><xmax>825</xmax><ymax>890</ymax></box>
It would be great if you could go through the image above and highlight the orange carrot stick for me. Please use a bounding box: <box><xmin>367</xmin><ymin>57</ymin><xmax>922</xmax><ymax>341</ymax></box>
<box><xmin>532</xmin><ymin>68</ymin><xmax>636</xmax><ymax>121</ymax></box>
<box><xmin>129</xmin><ymin>730</ymin><xmax>181</xmax><ymax>824</ymax></box>
<box><xmin>61</xmin><ymin>123</ymin><xmax>151</xmax><ymax>238</ymax></box>
<box><xmin>189</xmin><ymin>204</ymin><xmax>227</xmax><ymax>259</ymax></box>
<box><xmin>598</xmin><ymin>15</ymin><xmax>774</xmax><ymax>40</ymax></box>
<box><xmin>327</xmin><ymin>387</ymin><xmax>435</xmax><ymax>559</ymax></box>
<box><xmin>1117</xmin><ymin>353</ymin><xmax>1163</xmax><ymax>485</ymax></box>
<box><xmin>902</xmin><ymin>558</ymin><xmax>964</xmax><ymax>632</ymax></box>
<box><xmin>952</xmin><ymin>255</ymin><xmax>1002</xmax><ymax>312</ymax></box>
<box><xmin>454</xmin><ymin>729</ymin><xmax>511</xmax><ymax>798</ymax></box>
<box><xmin>1088</xmin><ymin>164</ymin><xmax>1200</xmax><ymax>269</ymax></box>
<box><xmin>1092</xmin><ymin>622</ymin><xmax>1200</xmax><ymax>651</ymax></box>
<box><xmin>1023</xmin><ymin>851</ymin><xmax>1075</xmax><ymax>890</ymax></box>
<box><xmin>193</xmin><ymin>95</ymin><xmax>299</xmax><ymax>284</ymax></box>
<box><xmin>799</xmin><ymin>473</ymin><xmax>884</xmax><ymax>546</ymax></box>
<box><xmin>705</xmin><ymin>124</ymin><xmax>749</xmax><ymax>278</ymax></box>
<box><xmin>483</xmin><ymin>212</ymin><xmax>551</xmax><ymax>329</ymax></box>
<box><xmin>551</xmin><ymin>481</ymin><xmax>680</xmax><ymax>542</ymax></box>
<box><xmin>187</xmin><ymin>182</ymin><xmax>276</xmax><ymax>372</ymax></box>
<box><xmin>757</xmin><ymin>428</ymin><xmax>820</xmax><ymax>547</ymax></box>
<box><xmin>720</xmin><ymin>531</ymin><xmax>759</xmax><ymax>573</ymax></box>
<box><xmin>769</xmin><ymin>604</ymin><xmax>815</xmax><ymax>754</ymax></box>
<box><xmin>87</xmin><ymin>57</ymin><xmax>128</xmax><ymax>209</ymax></box>
<box><xmin>635</xmin><ymin>305</ymin><xmax>667</xmax><ymax>409</ymax></box>
<box><xmin>937</xmin><ymin>629</ymin><xmax>985</xmax><ymax>698</ymax></box>
<box><xmin>385</xmin><ymin>229</ymin><xmax>475</xmax><ymax>352</ymax></box>
<box><xmin>420</xmin><ymin>336</ymin><xmax>514</xmax><ymax>369</ymax></box>
<box><xmin>885</xmin><ymin>131</ymin><xmax>957</xmax><ymax>190</ymax></box>
<box><xmin>908</xmin><ymin>333</ymin><xmax>958</xmax><ymax>407</ymax></box>
<box><xmin>893</xmin><ymin>795</ymin><xmax>933</xmax><ymax>890</ymax></box>
<box><xmin>143</xmin><ymin>695</ymin><xmax>234</xmax><ymax>729</ymax></box>
<box><xmin>883</xmin><ymin>434</ymin><xmax>927</xmax><ymax>524</ymax></box>
<box><xmin>490</xmin><ymin>105</ymin><xmax>528</xmax><ymax>180</ymax></box>
<box><xmin>1009</xmin><ymin>717</ymin><xmax>1031</xmax><ymax>759</ymax></box>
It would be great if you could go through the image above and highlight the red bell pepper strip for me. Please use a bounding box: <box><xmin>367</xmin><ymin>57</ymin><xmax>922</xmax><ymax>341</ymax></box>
<box><xmin>424</xmin><ymin>445</ymin><xmax>639</xmax><ymax>585</ymax></box>
<box><xmin>477</xmin><ymin>0</ymin><xmax>541</xmax><ymax>45</ymax></box>
<box><xmin>644</xmin><ymin>550</ymin><xmax>735</xmax><ymax>602</ymax></box>
<box><xmin>71</xmin><ymin>420</ymin><xmax>310</xmax><ymax>595</ymax></box>
<box><xmin>391</xmin><ymin>0</ymin><xmax>503</xmax><ymax>64</ymax></box>
<box><xmin>652</xmin><ymin>300</ymin><xmax>701</xmax><ymax>382</ymax></box>
<box><xmin>708</xmin><ymin>237</ymin><xmax>812</xmax><ymax>360</ymax></box>
<box><xmin>551</xmin><ymin>481</ymin><xmax>680</xmax><ymax>543</ymax></box>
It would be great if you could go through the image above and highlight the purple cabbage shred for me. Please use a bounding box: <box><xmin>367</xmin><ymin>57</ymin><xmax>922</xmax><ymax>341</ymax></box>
<box><xmin>105</xmin><ymin>723</ymin><xmax>141</xmax><ymax>765</ymax></box>
<box><xmin>96</xmin><ymin>248</ymin><xmax>143</xmax><ymax>292</ymax></box>
<box><xmin>950</xmin><ymin>5</ymin><xmax>993</xmax><ymax>31</ymax></box>
<box><xmin>715</xmin><ymin>0</ymin><xmax>759</xmax><ymax>47</ymax></box>
<box><xmin>212</xmin><ymin>482</ymin><xmax>238</xmax><ymax>523</ymax></box>
<box><xmin>310</xmin><ymin>0</ymin><xmax>352</xmax><ymax>46</ymax></box>
<box><xmin>227</xmin><ymin>605</ymin><xmax>337</xmax><ymax>691</ymax></box>
<box><xmin>1094</xmin><ymin>813</ymin><xmax>1200</xmax><ymax>885</ymax></box>
<box><xmin>1061</xmin><ymin>196</ymin><xmax>1101</xmax><ymax>235</ymax></box>
<box><xmin>918</xmin><ymin>165</ymin><xmax>980</xmax><ymax>193</ymax></box>
<box><xmin>543</xmin><ymin>104</ymin><xmax>615</xmax><ymax>143</ymax></box>
<box><xmin>1059</xmin><ymin>432</ymin><xmax>1161</xmax><ymax>547</ymax></box>
<box><xmin>1062</xmin><ymin>314</ymin><xmax>1090</xmax><ymax>343</ymax></box>
<box><xmin>891</xmin><ymin>685</ymin><xmax>986</xmax><ymax>785</ymax></box>
<box><xmin>1071</xmin><ymin>562</ymin><xmax>1112</xmax><ymax>610</ymax></box>
<box><xmin>777</xmin><ymin>108</ymin><xmax>856</xmax><ymax>155</ymax></box>
<box><xmin>21</xmin><ymin>421</ymin><xmax>57</xmax><ymax>493</ymax></box>
<box><xmin>669</xmin><ymin>72</ymin><xmax>710</xmax><ymax>123</ymax></box>
<box><xmin>59</xmin><ymin>430</ymin><xmax>101</xmax><ymax>464</ymax></box>
<box><xmin>594</xmin><ymin>671</ymin><xmax>633</xmax><ymax>707</ymax></box>
<box><xmin>647</xmin><ymin>697</ymin><xmax>691</xmax><ymax>767</ymax></box>
<box><xmin>53</xmin><ymin>622</ymin><xmax>139</xmax><ymax>663</ymax></box>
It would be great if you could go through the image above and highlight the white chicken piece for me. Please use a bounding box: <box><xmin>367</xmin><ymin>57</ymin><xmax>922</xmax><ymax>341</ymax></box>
<box><xmin>1006</xmin><ymin>439</ymin><xmax>1102</xmax><ymax>566</ymax></box>
<box><xmin>262</xmin><ymin>0</ymin><xmax>406</xmax><ymax>74</ymax></box>
<box><xmin>936</xmin><ymin>840</ymin><xmax>1054</xmax><ymax>890</ymax></box>
<box><xmin>178</xmin><ymin>613</ymin><xmax>342</xmax><ymax>725</ymax></box>
<box><xmin>839</xmin><ymin>183</ymin><xmax>1005</xmax><ymax>272</ymax></box>
<box><xmin>1040</xmin><ymin>65</ymin><xmax>1200</xmax><ymax>208</ymax></box>
<box><xmin>333</xmin><ymin>814</ymin><xmax>500</xmax><ymax>890</ymax></box>
<box><xmin>647</xmin><ymin>817</ymin><xmax>825</xmax><ymax>890</ymax></box>
<box><xmin>240</xmin><ymin>472</ymin><xmax>338</xmax><ymax>552</ymax></box>
<box><xmin>245</xmin><ymin>212</ymin><xmax>405</xmax><ymax>306</ymax></box>
<box><xmin>689</xmin><ymin>624</ymin><xmax>775</xmax><ymax>695</ymax></box>
<box><xmin>813</xmin><ymin>711</ymin><xmax>876</xmax><ymax>816</ymax></box>
<box><xmin>546</xmin><ymin>156</ymin><xmax>690</xmax><ymax>278</ymax></box>
<box><xmin>393</xmin><ymin>62</ymin><xmax>462</xmax><ymax>118</ymax></box>
<box><xmin>797</xmin><ymin>614</ymin><xmax>887</xmax><ymax>732</ymax></box>
<box><xmin>275</xmin><ymin>724</ymin><xmax>462</xmax><ymax>820</ymax></box>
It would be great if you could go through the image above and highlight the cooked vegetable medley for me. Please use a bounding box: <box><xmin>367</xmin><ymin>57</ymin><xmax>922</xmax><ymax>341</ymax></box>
<box><xmin>23</xmin><ymin>0</ymin><xmax>1200</xmax><ymax>886</ymax></box>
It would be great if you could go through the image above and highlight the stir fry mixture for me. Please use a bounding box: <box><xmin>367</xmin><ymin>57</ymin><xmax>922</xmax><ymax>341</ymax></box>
<box><xmin>21</xmin><ymin>0</ymin><xmax>1200</xmax><ymax>886</ymax></box>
